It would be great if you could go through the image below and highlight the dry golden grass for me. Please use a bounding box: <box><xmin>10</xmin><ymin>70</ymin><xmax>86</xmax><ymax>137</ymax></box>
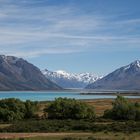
<box><xmin>0</xmin><ymin>124</ymin><xmax>11</xmax><ymax>129</ymax></box>
<box><xmin>85</xmin><ymin>98</ymin><xmax>140</xmax><ymax>116</ymax></box>
<box><xmin>85</xmin><ymin>99</ymin><xmax>113</xmax><ymax>116</ymax></box>
<box><xmin>37</xmin><ymin>98</ymin><xmax>140</xmax><ymax>117</ymax></box>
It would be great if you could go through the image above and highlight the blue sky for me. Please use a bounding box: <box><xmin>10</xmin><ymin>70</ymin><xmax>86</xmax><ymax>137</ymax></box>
<box><xmin>0</xmin><ymin>0</ymin><xmax>140</xmax><ymax>75</ymax></box>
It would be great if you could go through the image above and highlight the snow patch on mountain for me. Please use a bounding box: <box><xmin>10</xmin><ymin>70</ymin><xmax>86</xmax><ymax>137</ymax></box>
<box><xmin>86</xmin><ymin>60</ymin><xmax>140</xmax><ymax>90</ymax></box>
<box><xmin>42</xmin><ymin>69</ymin><xmax>102</xmax><ymax>88</ymax></box>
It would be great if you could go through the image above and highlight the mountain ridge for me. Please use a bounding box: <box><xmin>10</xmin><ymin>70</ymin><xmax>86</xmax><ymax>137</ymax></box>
<box><xmin>86</xmin><ymin>60</ymin><xmax>140</xmax><ymax>90</ymax></box>
<box><xmin>42</xmin><ymin>69</ymin><xmax>102</xmax><ymax>88</ymax></box>
<box><xmin>0</xmin><ymin>55</ymin><xmax>62</xmax><ymax>91</ymax></box>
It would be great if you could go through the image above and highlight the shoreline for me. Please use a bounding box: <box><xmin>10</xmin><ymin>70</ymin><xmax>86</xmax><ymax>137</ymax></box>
<box><xmin>80</xmin><ymin>92</ymin><xmax>140</xmax><ymax>96</ymax></box>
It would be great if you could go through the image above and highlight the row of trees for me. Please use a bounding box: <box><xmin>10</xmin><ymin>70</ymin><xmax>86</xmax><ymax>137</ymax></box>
<box><xmin>0</xmin><ymin>98</ymin><xmax>96</xmax><ymax>121</ymax></box>
<box><xmin>0</xmin><ymin>96</ymin><xmax>140</xmax><ymax>122</ymax></box>
<box><xmin>44</xmin><ymin>96</ymin><xmax>140</xmax><ymax>121</ymax></box>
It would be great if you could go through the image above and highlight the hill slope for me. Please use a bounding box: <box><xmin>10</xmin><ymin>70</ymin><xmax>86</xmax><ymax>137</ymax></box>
<box><xmin>86</xmin><ymin>60</ymin><xmax>140</xmax><ymax>90</ymax></box>
<box><xmin>0</xmin><ymin>55</ymin><xmax>61</xmax><ymax>90</ymax></box>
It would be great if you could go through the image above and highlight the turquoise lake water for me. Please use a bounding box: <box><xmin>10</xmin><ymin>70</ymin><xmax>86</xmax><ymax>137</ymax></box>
<box><xmin>0</xmin><ymin>91</ymin><xmax>139</xmax><ymax>101</ymax></box>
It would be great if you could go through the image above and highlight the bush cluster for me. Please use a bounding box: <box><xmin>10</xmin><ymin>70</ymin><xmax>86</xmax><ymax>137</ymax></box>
<box><xmin>0</xmin><ymin>119</ymin><xmax>140</xmax><ymax>133</ymax></box>
<box><xmin>0</xmin><ymin>96</ymin><xmax>140</xmax><ymax>133</ymax></box>
<box><xmin>0</xmin><ymin>96</ymin><xmax>140</xmax><ymax>122</ymax></box>
<box><xmin>104</xmin><ymin>96</ymin><xmax>140</xmax><ymax>121</ymax></box>
<box><xmin>44</xmin><ymin>98</ymin><xmax>96</xmax><ymax>120</ymax></box>
<box><xmin>0</xmin><ymin>98</ymin><xmax>38</xmax><ymax>121</ymax></box>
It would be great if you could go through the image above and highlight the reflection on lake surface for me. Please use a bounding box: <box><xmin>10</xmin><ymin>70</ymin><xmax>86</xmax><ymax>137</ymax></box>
<box><xmin>0</xmin><ymin>90</ymin><xmax>139</xmax><ymax>101</ymax></box>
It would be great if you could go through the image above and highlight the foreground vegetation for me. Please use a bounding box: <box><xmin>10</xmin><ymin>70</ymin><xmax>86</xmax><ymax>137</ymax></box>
<box><xmin>0</xmin><ymin>98</ymin><xmax>38</xmax><ymax>122</ymax></box>
<box><xmin>45</xmin><ymin>98</ymin><xmax>96</xmax><ymax>120</ymax></box>
<box><xmin>0</xmin><ymin>119</ymin><xmax>140</xmax><ymax>133</ymax></box>
<box><xmin>0</xmin><ymin>96</ymin><xmax>139</xmax><ymax>139</ymax></box>
<box><xmin>104</xmin><ymin>96</ymin><xmax>140</xmax><ymax>121</ymax></box>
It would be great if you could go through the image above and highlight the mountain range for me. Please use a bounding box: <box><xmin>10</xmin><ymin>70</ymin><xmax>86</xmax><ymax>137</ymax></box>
<box><xmin>0</xmin><ymin>54</ymin><xmax>139</xmax><ymax>91</ymax></box>
<box><xmin>0</xmin><ymin>55</ymin><xmax>61</xmax><ymax>90</ymax></box>
<box><xmin>42</xmin><ymin>69</ymin><xmax>102</xmax><ymax>88</ymax></box>
<box><xmin>86</xmin><ymin>60</ymin><xmax>140</xmax><ymax>90</ymax></box>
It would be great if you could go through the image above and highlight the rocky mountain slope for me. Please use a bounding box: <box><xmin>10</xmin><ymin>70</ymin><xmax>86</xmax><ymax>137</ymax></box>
<box><xmin>86</xmin><ymin>60</ymin><xmax>140</xmax><ymax>90</ymax></box>
<box><xmin>0</xmin><ymin>55</ymin><xmax>61</xmax><ymax>90</ymax></box>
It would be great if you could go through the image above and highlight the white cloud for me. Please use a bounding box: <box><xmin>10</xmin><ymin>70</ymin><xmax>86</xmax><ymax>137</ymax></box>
<box><xmin>0</xmin><ymin>1</ymin><xmax>139</xmax><ymax>58</ymax></box>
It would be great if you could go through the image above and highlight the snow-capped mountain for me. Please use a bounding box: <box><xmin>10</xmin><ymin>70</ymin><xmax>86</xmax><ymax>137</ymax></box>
<box><xmin>86</xmin><ymin>60</ymin><xmax>140</xmax><ymax>90</ymax></box>
<box><xmin>42</xmin><ymin>69</ymin><xmax>102</xmax><ymax>88</ymax></box>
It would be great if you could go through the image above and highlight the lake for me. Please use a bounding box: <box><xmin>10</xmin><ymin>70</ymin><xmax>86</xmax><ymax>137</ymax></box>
<box><xmin>0</xmin><ymin>91</ymin><xmax>139</xmax><ymax>101</ymax></box>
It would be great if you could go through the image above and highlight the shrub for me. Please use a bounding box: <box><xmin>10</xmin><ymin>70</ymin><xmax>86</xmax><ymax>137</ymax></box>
<box><xmin>0</xmin><ymin>98</ymin><xmax>38</xmax><ymax>122</ymax></box>
<box><xmin>104</xmin><ymin>96</ymin><xmax>140</xmax><ymax>121</ymax></box>
<box><xmin>0</xmin><ymin>98</ymin><xmax>26</xmax><ymax>121</ymax></box>
<box><xmin>0</xmin><ymin>119</ymin><xmax>140</xmax><ymax>133</ymax></box>
<box><xmin>44</xmin><ymin>98</ymin><xmax>95</xmax><ymax>120</ymax></box>
<box><xmin>24</xmin><ymin>100</ymin><xmax>38</xmax><ymax>118</ymax></box>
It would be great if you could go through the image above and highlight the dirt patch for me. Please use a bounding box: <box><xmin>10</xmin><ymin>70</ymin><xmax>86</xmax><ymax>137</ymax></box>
<box><xmin>0</xmin><ymin>133</ymin><xmax>93</xmax><ymax>139</ymax></box>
